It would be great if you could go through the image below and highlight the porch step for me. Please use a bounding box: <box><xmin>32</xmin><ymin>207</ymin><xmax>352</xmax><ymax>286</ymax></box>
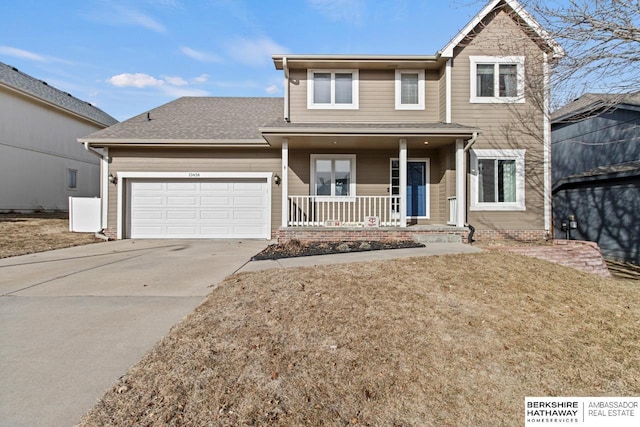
<box><xmin>412</xmin><ymin>233</ymin><xmax>462</xmax><ymax>244</ymax></box>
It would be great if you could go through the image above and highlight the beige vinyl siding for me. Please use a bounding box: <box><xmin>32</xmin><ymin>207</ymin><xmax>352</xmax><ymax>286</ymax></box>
<box><xmin>450</xmin><ymin>9</ymin><xmax>548</xmax><ymax>231</ymax></box>
<box><xmin>288</xmin><ymin>148</ymin><xmax>449</xmax><ymax>225</ymax></box>
<box><xmin>289</xmin><ymin>69</ymin><xmax>440</xmax><ymax>123</ymax></box>
<box><xmin>107</xmin><ymin>147</ymin><xmax>281</xmax><ymax>234</ymax></box>
<box><xmin>438</xmin><ymin>66</ymin><xmax>447</xmax><ymax>122</ymax></box>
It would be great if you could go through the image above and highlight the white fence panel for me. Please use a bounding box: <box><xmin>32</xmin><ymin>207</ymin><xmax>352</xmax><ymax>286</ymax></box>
<box><xmin>69</xmin><ymin>197</ymin><xmax>101</xmax><ymax>232</ymax></box>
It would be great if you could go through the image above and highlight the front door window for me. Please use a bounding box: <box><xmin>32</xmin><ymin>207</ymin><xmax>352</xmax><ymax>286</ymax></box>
<box><xmin>390</xmin><ymin>159</ymin><xmax>429</xmax><ymax>218</ymax></box>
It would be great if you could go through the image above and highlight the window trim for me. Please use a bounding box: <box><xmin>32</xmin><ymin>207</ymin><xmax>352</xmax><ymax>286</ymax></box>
<box><xmin>66</xmin><ymin>168</ymin><xmax>78</xmax><ymax>191</ymax></box>
<box><xmin>307</xmin><ymin>69</ymin><xmax>359</xmax><ymax>110</ymax></box>
<box><xmin>394</xmin><ymin>69</ymin><xmax>425</xmax><ymax>110</ymax></box>
<box><xmin>310</xmin><ymin>154</ymin><xmax>356</xmax><ymax>199</ymax></box>
<box><xmin>469</xmin><ymin>56</ymin><xmax>525</xmax><ymax>104</ymax></box>
<box><xmin>470</xmin><ymin>149</ymin><xmax>525</xmax><ymax>211</ymax></box>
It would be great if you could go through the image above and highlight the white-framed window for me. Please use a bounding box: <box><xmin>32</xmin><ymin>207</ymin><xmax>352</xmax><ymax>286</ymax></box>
<box><xmin>307</xmin><ymin>70</ymin><xmax>359</xmax><ymax>109</ymax></box>
<box><xmin>67</xmin><ymin>168</ymin><xmax>78</xmax><ymax>190</ymax></box>
<box><xmin>310</xmin><ymin>154</ymin><xmax>356</xmax><ymax>198</ymax></box>
<box><xmin>469</xmin><ymin>56</ymin><xmax>525</xmax><ymax>103</ymax></box>
<box><xmin>470</xmin><ymin>149</ymin><xmax>525</xmax><ymax>211</ymax></box>
<box><xmin>395</xmin><ymin>69</ymin><xmax>425</xmax><ymax>110</ymax></box>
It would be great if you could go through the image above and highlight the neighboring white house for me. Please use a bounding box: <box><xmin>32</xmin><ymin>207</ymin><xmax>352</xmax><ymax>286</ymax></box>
<box><xmin>0</xmin><ymin>61</ymin><xmax>117</xmax><ymax>212</ymax></box>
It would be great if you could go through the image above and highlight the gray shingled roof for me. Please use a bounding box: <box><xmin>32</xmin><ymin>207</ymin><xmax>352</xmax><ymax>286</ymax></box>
<box><xmin>82</xmin><ymin>97</ymin><xmax>284</xmax><ymax>142</ymax></box>
<box><xmin>552</xmin><ymin>92</ymin><xmax>640</xmax><ymax>123</ymax></box>
<box><xmin>553</xmin><ymin>160</ymin><xmax>640</xmax><ymax>191</ymax></box>
<box><xmin>0</xmin><ymin>61</ymin><xmax>117</xmax><ymax>127</ymax></box>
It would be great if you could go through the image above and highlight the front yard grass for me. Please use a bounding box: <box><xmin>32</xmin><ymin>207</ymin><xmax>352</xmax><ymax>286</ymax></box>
<box><xmin>79</xmin><ymin>251</ymin><xmax>640</xmax><ymax>426</ymax></box>
<box><xmin>0</xmin><ymin>212</ymin><xmax>102</xmax><ymax>258</ymax></box>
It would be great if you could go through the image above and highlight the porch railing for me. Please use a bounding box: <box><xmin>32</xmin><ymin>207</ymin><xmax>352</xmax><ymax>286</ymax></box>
<box><xmin>448</xmin><ymin>196</ymin><xmax>457</xmax><ymax>225</ymax></box>
<box><xmin>288</xmin><ymin>195</ymin><xmax>402</xmax><ymax>227</ymax></box>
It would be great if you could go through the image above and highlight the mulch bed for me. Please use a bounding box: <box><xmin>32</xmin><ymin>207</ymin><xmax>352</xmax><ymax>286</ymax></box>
<box><xmin>251</xmin><ymin>239</ymin><xmax>424</xmax><ymax>260</ymax></box>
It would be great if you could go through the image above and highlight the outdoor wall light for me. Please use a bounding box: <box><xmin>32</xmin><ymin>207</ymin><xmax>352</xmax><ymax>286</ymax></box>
<box><xmin>108</xmin><ymin>173</ymin><xmax>117</xmax><ymax>184</ymax></box>
<box><xmin>274</xmin><ymin>174</ymin><xmax>281</xmax><ymax>186</ymax></box>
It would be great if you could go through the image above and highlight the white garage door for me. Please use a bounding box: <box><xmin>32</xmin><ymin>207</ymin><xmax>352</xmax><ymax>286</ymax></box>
<box><xmin>128</xmin><ymin>178</ymin><xmax>270</xmax><ymax>239</ymax></box>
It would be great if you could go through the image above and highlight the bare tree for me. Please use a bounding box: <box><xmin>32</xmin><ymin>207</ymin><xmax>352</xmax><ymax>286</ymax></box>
<box><xmin>529</xmin><ymin>0</ymin><xmax>640</xmax><ymax>105</ymax></box>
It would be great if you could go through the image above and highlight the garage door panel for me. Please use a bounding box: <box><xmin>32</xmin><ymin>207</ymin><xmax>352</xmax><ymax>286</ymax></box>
<box><xmin>233</xmin><ymin>210</ymin><xmax>265</xmax><ymax>220</ymax></box>
<box><xmin>167</xmin><ymin>182</ymin><xmax>197</xmax><ymax>191</ymax></box>
<box><xmin>233</xmin><ymin>196</ymin><xmax>264</xmax><ymax>206</ymax></box>
<box><xmin>135</xmin><ymin>182</ymin><xmax>164</xmax><ymax>191</ymax></box>
<box><xmin>166</xmin><ymin>210</ymin><xmax>197</xmax><ymax>220</ymax></box>
<box><xmin>167</xmin><ymin>196</ymin><xmax>197</xmax><ymax>206</ymax></box>
<box><xmin>200</xmin><ymin>196</ymin><xmax>231</xmax><ymax>206</ymax></box>
<box><xmin>200</xmin><ymin>210</ymin><xmax>231</xmax><ymax>220</ymax></box>
<box><xmin>132</xmin><ymin>210</ymin><xmax>164</xmax><ymax>220</ymax></box>
<box><xmin>133</xmin><ymin>196</ymin><xmax>164</xmax><ymax>206</ymax></box>
<box><xmin>128</xmin><ymin>178</ymin><xmax>269</xmax><ymax>239</ymax></box>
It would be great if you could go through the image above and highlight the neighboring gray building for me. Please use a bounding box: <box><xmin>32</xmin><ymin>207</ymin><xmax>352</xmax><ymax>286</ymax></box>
<box><xmin>552</xmin><ymin>92</ymin><xmax>640</xmax><ymax>264</ymax></box>
<box><xmin>0</xmin><ymin>61</ymin><xmax>117</xmax><ymax>212</ymax></box>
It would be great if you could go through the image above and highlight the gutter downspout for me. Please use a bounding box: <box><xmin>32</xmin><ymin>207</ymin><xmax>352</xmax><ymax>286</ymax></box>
<box><xmin>464</xmin><ymin>131</ymin><xmax>478</xmax><ymax>152</ymax></box>
<box><xmin>283</xmin><ymin>57</ymin><xmax>290</xmax><ymax>122</ymax></box>
<box><xmin>83</xmin><ymin>141</ymin><xmax>110</xmax><ymax>234</ymax></box>
<box><xmin>461</xmin><ymin>132</ymin><xmax>478</xmax><ymax>243</ymax></box>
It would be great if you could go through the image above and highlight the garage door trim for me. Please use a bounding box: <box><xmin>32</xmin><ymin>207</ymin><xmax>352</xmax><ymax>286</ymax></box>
<box><xmin>116</xmin><ymin>171</ymin><xmax>272</xmax><ymax>239</ymax></box>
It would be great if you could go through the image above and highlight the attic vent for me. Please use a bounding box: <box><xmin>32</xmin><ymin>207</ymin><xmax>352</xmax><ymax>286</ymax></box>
<box><xmin>41</xmin><ymin>81</ymin><xmax>48</xmax><ymax>86</ymax></box>
<box><xmin>67</xmin><ymin>93</ymin><xmax>72</xmax><ymax>97</ymax></box>
<box><xmin>11</xmin><ymin>67</ymin><xmax>18</xmax><ymax>72</ymax></box>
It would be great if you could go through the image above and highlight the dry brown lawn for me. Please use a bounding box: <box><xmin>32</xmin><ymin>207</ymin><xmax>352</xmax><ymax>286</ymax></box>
<box><xmin>79</xmin><ymin>252</ymin><xmax>640</xmax><ymax>426</ymax></box>
<box><xmin>0</xmin><ymin>212</ymin><xmax>102</xmax><ymax>258</ymax></box>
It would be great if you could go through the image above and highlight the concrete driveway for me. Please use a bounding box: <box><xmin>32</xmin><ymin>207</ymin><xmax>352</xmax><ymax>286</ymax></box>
<box><xmin>0</xmin><ymin>239</ymin><xmax>267</xmax><ymax>427</ymax></box>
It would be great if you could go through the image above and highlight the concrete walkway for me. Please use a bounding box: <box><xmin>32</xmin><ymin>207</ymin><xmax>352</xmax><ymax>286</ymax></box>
<box><xmin>0</xmin><ymin>239</ymin><xmax>268</xmax><ymax>427</ymax></box>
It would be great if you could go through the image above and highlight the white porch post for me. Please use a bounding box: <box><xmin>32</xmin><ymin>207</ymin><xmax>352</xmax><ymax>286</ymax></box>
<box><xmin>281</xmin><ymin>138</ymin><xmax>289</xmax><ymax>228</ymax></box>
<box><xmin>455</xmin><ymin>139</ymin><xmax>466</xmax><ymax>227</ymax></box>
<box><xmin>399</xmin><ymin>138</ymin><xmax>407</xmax><ymax>227</ymax></box>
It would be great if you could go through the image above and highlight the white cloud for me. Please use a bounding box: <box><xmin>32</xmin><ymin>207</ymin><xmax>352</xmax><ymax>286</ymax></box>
<box><xmin>225</xmin><ymin>36</ymin><xmax>288</xmax><ymax>67</ymax></box>
<box><xmin>192</xmin><ymin>73</ymin><xmax>209</xmax><ymax>83</ymax></box>
<box><xmin>107</xmin><ymin>73</ymin><xmax>165</xmax><ymax>88</ymax></box>
<box><xmin>308</xmin><ymin>0</ymin><xmax>364</xmax><ymax>24</ymax></box>
<box><xmin>163</xmin><ymin>76</ymin><xmax>188</xmax><ymax>86</ymax></box>
<box><xmin>107</xmin><ymin>72</ymin><xmax>209</xmax><ymax>98</ymax></box>
<box><xmin>0</xmin><ymin>46</ymin><xmax>47</xmax><ymax>62</ymax></box>
<box><xmin>265</xmin><ymin>84</ymin><xmax>279</xmax><ymax>94</ymax></box>
<box><xmin>180</xmin><ymin>46</ymin><xmax>222</xmax><ymax>63</ymax></box>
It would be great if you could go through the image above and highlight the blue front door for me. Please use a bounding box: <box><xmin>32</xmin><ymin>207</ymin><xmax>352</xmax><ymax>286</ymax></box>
<box><xmin>406</xmin><ymin>161</ymin><xmax>426</xmax><ymax>217</ymax></box>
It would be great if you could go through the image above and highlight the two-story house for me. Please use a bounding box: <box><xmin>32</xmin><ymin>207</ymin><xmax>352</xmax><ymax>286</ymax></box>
<box><xmin>80</xmin><ymin>0</ymin><xmax>563</xmax><ymax>242</ymax></box>
<box><xmin>0</xmin><ymin>61</ymin><xmax>117</xmax><ymax>212</ymax></box>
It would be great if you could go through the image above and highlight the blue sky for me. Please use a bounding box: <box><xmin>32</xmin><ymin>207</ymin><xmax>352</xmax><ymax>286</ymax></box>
<box><xmin>1</xmin><ymin>0</ymin><xmax>490</xmax><ymax>121</ymax></box>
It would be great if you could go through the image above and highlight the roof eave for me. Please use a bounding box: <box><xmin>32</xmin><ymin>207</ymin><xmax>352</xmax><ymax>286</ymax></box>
<box><xmin>79</xmin><ymin>138</ymin><xmax>270</xmax><ymax>148</ymax></box>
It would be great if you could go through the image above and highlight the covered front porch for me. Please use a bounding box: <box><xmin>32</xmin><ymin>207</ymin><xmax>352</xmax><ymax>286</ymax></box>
<box><xmin>260</xmin><ymin>122</ymin><xmax>479</xmax><ymax>239</ymax></box>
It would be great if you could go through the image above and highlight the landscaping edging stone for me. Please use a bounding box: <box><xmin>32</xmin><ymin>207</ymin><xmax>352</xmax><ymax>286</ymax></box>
<box><xmin>487</xmin><ymin>240</ymin><xmax>611</xmax><ymax>277</ymax></box>
<box><xmin>251</xmin><ymin>240</ymin><xmax>425</xmax><ymax>261</ymax></box>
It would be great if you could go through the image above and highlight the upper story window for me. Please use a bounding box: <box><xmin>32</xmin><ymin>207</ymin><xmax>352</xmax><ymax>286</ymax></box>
<box><xmin>470</xmin><ymin>149</ymin><xmax>526</xmax><ymax>211</ymax></box>
<box><xmin>307</xmin><ymin>70</ymin><xmax>359</xmax><ymax>109</ymax></box>
<box><xmin>469</xmin><ymin>56</ymin><xmax>525</xmax><ymax>103</ymax></box>
<box><xmin>395</xmin><ymin>69</ymin><xmax>425</xmax><ymax>110</ymax></box>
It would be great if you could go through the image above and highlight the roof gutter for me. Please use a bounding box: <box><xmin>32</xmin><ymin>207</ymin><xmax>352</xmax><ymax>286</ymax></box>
<box><xmin>84</xmin><ymin>141</ymin><xmax>106</xmax><ymax>159</ymax></box>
